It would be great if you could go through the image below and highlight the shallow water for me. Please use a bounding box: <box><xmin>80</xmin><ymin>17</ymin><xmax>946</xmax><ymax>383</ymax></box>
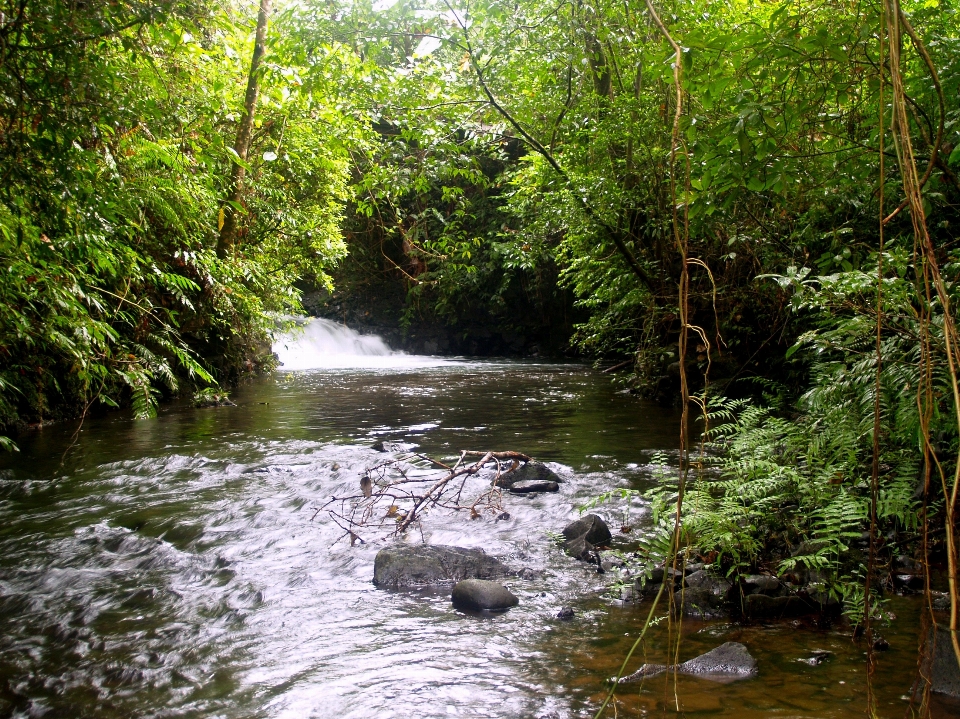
<box><xmin>0</xmin><ymin>360</ymin><xmax>954</xmax><ymax>718</ymax></box>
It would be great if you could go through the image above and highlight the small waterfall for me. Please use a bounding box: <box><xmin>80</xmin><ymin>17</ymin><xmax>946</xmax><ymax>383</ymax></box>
<box><xmin>273</xmin><ymin>318</ymin><xmax>448</xmax><ymax>370</ymax></box>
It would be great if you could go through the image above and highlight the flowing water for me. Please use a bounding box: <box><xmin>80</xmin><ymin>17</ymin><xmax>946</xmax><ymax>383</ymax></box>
<box><xmin>0</xmin><ymin>320</ymin><xmax>954</xmax><ymax>718</ymax></box>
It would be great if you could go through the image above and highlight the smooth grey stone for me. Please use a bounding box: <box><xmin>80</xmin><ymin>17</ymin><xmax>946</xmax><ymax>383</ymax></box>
<box><xmin>373</xmin><ymin>545</ymin><xmax>509</xmax><ymax>588</ymax></box>
<box><xmin>451</xmin><ymin>579</ymin><xmax>518</xmax><ymax>612</ymax></box>
<box><xmin>618</xmin><ymin>642</ymin><xmax>757</xmax><ymax>683</ymax></box>
<box><xmin>562</xmin><ymin>514</ymin><xmax>612</xmax><ymax>546</ymax></box>
<box><xmin>507</xmin><ymin>480</ymin><xmax>559</xmax><ymax>494</ymax></box>
<box><xmin>494</xmin><ymin>461</ymin><xmax>562</xmax><ymax>488</ymax></box>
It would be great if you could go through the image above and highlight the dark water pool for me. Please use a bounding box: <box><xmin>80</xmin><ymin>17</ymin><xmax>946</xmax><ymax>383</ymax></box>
<box><xmin>0</xmin><ymin>360</ymin><xmax>952</xmax><ymax>717</ymax></box>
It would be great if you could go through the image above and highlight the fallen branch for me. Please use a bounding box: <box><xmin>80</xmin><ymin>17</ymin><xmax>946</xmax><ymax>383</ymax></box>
<box><xmin>317</xmin><ymin>449</ymin><xmax>532</xmax><ymax>544</ymax></box>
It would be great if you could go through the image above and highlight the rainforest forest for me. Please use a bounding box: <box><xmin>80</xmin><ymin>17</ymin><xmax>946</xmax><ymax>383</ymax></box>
<box><xmin>0</xmin><ymin>0</ymin><xmax>958</xmax><ymax>717</ymax></box>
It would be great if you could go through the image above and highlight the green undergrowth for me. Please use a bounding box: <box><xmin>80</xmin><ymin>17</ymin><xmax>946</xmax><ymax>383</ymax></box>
<box><xmin>591</xmin><ymin>257</ymin><xmax>956</xmax><ymax>624</ymax></box>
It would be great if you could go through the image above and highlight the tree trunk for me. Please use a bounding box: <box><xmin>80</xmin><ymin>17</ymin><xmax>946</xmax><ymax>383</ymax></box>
<box><xmin>217</xmin><ymin>0</ymin><xmax>272</xmax><ymax>258</ymax></box>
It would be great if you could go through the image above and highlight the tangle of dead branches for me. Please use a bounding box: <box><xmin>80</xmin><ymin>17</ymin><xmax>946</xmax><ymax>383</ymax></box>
<box><xmin>316</xmin><ymin>450</ymin><xmax>532</xmax><ymax>544</ymax></box>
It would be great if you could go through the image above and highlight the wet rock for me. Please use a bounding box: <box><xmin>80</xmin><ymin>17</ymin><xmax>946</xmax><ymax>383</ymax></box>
<box><xmin>932</xmin><ymin>592</ymin><xmax>951</xmax><ymax>612</ymax></box>
<box><xmin>634</xmin><ymin>578</ymin><xmax>662</xmax><ymax>599</ymax></box>
<box><xmin>515</xmin><ymin>567</ymin><xmax>540</xmax><ymax>580</ymax></box>
<box><xmin>676</xmin><ymin>587</ymin><xmax>728</xmax><ymax>619</ymax></box>
<box><xmin>680</xmin><ymin>642</ymin><xmax>758</xmax><ymax>676</ymax></box>
<box><xmin>508</xmin><ymin>480</ymin><xmax>559</xmax><ymax>494</ymax></box>
<box><xmin>643</xmin><ymin>567</ymin><xmax>666</xmax><ymax>586</ymax></box>
<box><xmin>893</xmin><ymin>574</ymin><xmax>925</xmax><ymax>591</ymax></box>
<box><xmin>634</xmin><ymin>567</ymin><xmax>684</xmax><ymax>599</ymax></box>
<box><xmin>924</xmin><ymin>626</ymin><xmax>960</xmax><ymax>697</ymax></box>
<box><xmin>371</xmin><ymin>440</ymin><xmax>415</xmax><ymax>453</ymax></box>
<box><xmin>684</xmin><ymin>570</ymin><xmax>731</xmax><ymax>592</ymax></box>
<box><xmin>743</xmin><ymin>593</ymin><xmax>814</xmax><ymax>619</ymax></box>
<box><xmin>600</xmin><ymin>557</ymin><xmax>625</xmax><ymax>573</ymax></box>
<box><xmin>451</xmin><ymin>579</ymin><xmax>518</xmax><ymax>612</ymax></box>
<box><xmin>895</xmin><ymin>555</ymin><xmax>921</xmax><ymax>572</ymax></box>
<box><xmin>674</xmin><ymin>570</ymin><xmax>733</xmax><ymax>619</ymax></box>
<box><xmin>373</xmin><ymin>545</ymin><xmax>510</xmax><ymax>588</ymax></box>
<box><xmin>803</xmin><ymin>584</ymin><xmax>841</xmax><ymax>610</ymax></box>
<box><xmin>618</xmin><ymin>642</ymin><xmax>757</xmax><ymax>683</ymax></box>
<box><xmin>683</xmin><ymin>562</ymin><xmax>705</xmax><ymax>575</ymax></box>
<box><xmin>799</xmin><ymin>650</ymin><xmax>833</xmax><ymax>666</ymax></box>
<box><xmin>563</xmin><ymin>535</ymin><xmax>599</xmax><ymax>563</ymax></box>
<box><xmin>195</xmin><ymin>395</ymin><xmax>236</xmax><ymax>408</ymax></box>
<box><xmin>495</xmin><ymin>512</ymin><xmax>511</xmax><ymax>522</ymax></box>
<box><xmin>556</xmin><ymin>607</ymin><xmax>575</xmax><ymax>621</ymax></box>
<box><xmin>562</xmin><ymin>514</ymin><xmax>612</xmax><ymax>547</ymax></box>
<box><xmin>873</xmin><ymin>635</ymin><xmax>889</xmax><ymax>651</ymax></box>
<box><xmin>495</xmin><ymin>461</ymin><xmax>562</xmax><ymax>488</ymax></box>
<box><xmin>743</xmin><ymin>574</ymin><xmax>781</xmax><ymax>595</ymax></box>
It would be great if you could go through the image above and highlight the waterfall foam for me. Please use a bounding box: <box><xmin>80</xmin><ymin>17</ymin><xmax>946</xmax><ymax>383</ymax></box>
<box><xmin>272</xmin><ymin>318</ymin><xmax>448</xmax><ymax>370</ymax></box>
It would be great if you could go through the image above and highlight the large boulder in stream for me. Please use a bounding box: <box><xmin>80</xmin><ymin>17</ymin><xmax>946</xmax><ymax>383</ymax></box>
<box><xmin>561</xmin><ymin>514</ymin><xmax>612</xmax><ymax>562</ymax></box>
<box><xmin>617</xmin><ymin>642</ymin><xmax>757</xmax><ymax>683</ymax></box>
<box><xmin>373</xmin><ymin>545</ymin><xmax>510</xmax><ymax>588</ymax></box>
<box><xmin>494</xmin><ymin>461</ymin><xmax>562</xmax><ymax>488</ymax></box>
<box><xmin>451</xmin><ymin>579</ymin><xmax>519</xmax><ymax>612</ymax></box>
<box><xmin>562</xmin><ymin>514</ymin><xmax>612</xmax><ymax>545</ymax></box>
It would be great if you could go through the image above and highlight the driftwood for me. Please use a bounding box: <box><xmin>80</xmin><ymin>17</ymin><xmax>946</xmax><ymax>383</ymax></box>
<box><xmin>317</xmin><ymin>450</ymin><xmax>532</xmax><ymax>545</ymax></box>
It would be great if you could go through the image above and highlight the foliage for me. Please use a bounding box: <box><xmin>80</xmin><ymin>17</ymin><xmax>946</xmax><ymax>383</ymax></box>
<box><xmin>0</xmin><ymin>0</ymin><xmax>365</xmax><ymax>443</ymax></box>
<box><xmin>625</xmin><ymin>254</ymin><xmax>946</xmax><ymax>617</ymax></box>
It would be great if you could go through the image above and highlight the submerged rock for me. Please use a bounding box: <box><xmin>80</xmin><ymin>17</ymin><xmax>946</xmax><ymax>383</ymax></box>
<box><xmin>494</xmin><ymin>461</ymin><xmax>562</xmax><ymax>488</ymax></box>
<box><xmin>799</xmin><ymin>650</ymin><xmax>833</xmax><ymax>666</ymax></box>
<box><xmin>508</xmin><ymin>480</ymin><xmax>560</xmax><ymax>494</ymax></box>
<box><xmin>617</xmin><ymin>642</ymin><xmax>757</xmax><ymax>683</ymax></box>
<box><xmin>371</xmin><ymin>440</ymin><xmax>411</xmax><ymax>453</ymax></box>
<box><xmin>451</xmin><ymin>579</ymin><xmax>518</xmax><ymax>612</ymax></box>
<box><xmin>373</xmin><ymin>545</ymin><xmax>510</xmax><ymax>588</ymax></box>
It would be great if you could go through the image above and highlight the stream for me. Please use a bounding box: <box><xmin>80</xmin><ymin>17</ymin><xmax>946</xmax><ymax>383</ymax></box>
<box><xmin>0</xmin><ymin>320</ymin><xmax>954</xmax><ymax>718</ymax></box>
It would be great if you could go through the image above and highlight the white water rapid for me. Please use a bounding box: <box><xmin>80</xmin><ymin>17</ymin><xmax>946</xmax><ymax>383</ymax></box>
<box><xmin>272</xmin><ymin>317</ymin><xmax>450</xmax><ymax>370</ymax></box>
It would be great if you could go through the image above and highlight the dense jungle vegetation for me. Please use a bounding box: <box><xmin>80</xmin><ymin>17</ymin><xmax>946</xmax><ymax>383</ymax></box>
<box><xmin>1</xmin><ymin>0</ymin><xmax>959</xmax><ymax>699</ymax></box>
